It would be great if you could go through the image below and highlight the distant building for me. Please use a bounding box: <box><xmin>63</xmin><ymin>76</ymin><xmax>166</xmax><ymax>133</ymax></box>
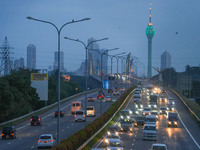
<box><xmin>19</xmin><ymin>57</ymin><xmax>24</xmax><ymax>68</ymax></box>
<box><xmin>53</xmin><ymin>51</ymin><xmax>64</xmax><ymax>71</ymax></box>
<box><xmin>161</xmin><ymin>51</ymin><xmax>171</xmax><ymax>71</ymax></box>
<box><xmin>14</xmin><ymin>57</ymin><xmax>24</xmax><ymax>70</ymax></box>
<box><xmin>27</xmin><ymin>44</ymin><xmax>36</xmax><ymax>70</ymax></box>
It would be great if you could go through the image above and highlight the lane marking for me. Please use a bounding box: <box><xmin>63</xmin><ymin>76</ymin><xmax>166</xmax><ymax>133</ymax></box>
<box><xmin>8</xmin><ymin>142</ymin><xmax>11</xmax><ymax>144</ymax></box>
<box><xmin>31</xmin><ymin>146</ymin><xmax>34</xmax><ymax>149</ymax></box>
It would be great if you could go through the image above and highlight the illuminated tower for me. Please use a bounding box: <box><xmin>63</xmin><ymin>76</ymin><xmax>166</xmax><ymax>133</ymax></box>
<box><xmin>145</xmin><ymin>2</ymin><xmax>155</xmax><ymax>78</ymax></box>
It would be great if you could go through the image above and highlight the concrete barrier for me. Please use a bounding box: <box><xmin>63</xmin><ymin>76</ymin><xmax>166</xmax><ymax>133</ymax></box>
<box><xmin>0</xmin><ymin>89</ymin><xmax>99</xmax><ymax>127</ymax></box>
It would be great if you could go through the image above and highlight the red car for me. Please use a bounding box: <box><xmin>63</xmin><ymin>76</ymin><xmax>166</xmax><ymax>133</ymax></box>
<box><xmin>97</xmin><ymin>94</ymin><xmax>104</xmax><ymax>100</ymax></box>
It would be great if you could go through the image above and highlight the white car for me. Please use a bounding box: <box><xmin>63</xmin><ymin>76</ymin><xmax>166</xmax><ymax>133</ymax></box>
<box><xmin>151</xmin><ymin>143</ymin><xmax>167</xmax><ymax>150</ymax></box>
<box><xmin>38</xmin><ymin>134</ymin><xmax>55</xmax><ymax>149</ymax></box>
<box><xmin>104</xmin><ymin>134</ymin><xmax>120</xmax><ymax>143</ymax></box>
<box><xmin>106</xmin><ymin>139</ymin><xmax>124</xmax><ymax>150</ymax></box>
<box><xmin>75</xmin><ymin>110</ymin><xmax>86</xmax><ymax>122</ymax></box>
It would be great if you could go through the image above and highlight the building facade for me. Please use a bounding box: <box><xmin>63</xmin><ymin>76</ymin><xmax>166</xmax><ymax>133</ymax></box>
<box><xmin>161</xmin><ymin>51</ymin><xmax>171</xmax><ymax>70</ymax></box>
<box><xmin>27</xmin><ymin>44</ymin><xmax>36</xmax><ymax>70</ymax></box>
<box><xmin>53</xmin><ymin>51</ymin><xmax>64</xmax><ymax>71</ymax></box>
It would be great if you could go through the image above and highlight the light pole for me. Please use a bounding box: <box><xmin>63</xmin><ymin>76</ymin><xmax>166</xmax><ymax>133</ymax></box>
<box><xmin>64</xmin><ymin>37</ymin><xmax>109</xmax><ymax>123</ymax></box>
<box><xmin>88</xmin><ymin>48</ymin><xmax>119</xmax><ymax>115</ymax></box>
<box><xmin>27</xmin><ymin>16</ymin><xmax>90</xmax><ymax>144</ymax></box>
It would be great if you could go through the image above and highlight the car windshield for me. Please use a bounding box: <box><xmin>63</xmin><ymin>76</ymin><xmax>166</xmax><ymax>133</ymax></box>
<box><xmin>121</xmin><ymin>120</ymin><xmax>131</xmax><ymax>124</ymax></box>
<box><xmin>107</xmin><ymin>141</ymin><xmax>123</xmax><ymax>147</ymax></box>
<box><xmin>76</xmin><ymin>111</ymin><xmax>83</xmax><ymax>115</ymax></box>
<box><xmin>151</xmin><ymin>112</ymin><xmax>158</xmax><ymax>115</ymax></box>
<box><xmin>87</xmin><ymin>107</ymin><xmax>94</xmax><ymax>110</ymax></box>
<box><xmin>152</xmin><ymin>146</ymin><xmax>167</xmax><ymax>150</ymax></box>
<box><xmin>120</xmin><ymin>111</ymin><xmax>130</xmax><ymax>116</ymax></box>
<box><xmin>144</xmin><ymin>126</ymin><xmax>156</xmax><ymax>130</ymax></box>
<box><xmin>40</xmin><ymin>136</ymin><xmax>51</xmax><ymax>139</ymax></box>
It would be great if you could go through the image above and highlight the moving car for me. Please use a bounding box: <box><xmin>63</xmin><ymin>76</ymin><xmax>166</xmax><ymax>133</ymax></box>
<box><xmin>145</xmin><ymin>115</ymin><xmax>157</xmax><ymax>125</ymax></box>
<box><xmin>1</xmin><ymin>126</ymin><xmax>16</xmax><ymax>139</ymax></box>
<box><xmin>55</xmin><ymin>110</ymin><xmax>64</xmax><ymax>117</ymax></box>
<box><xmin>30</xmin><ymin>116</ymin><xmax>41</xmax><ymax>126</ymax></box>
<box><xmin>151</xmin><ymin>143</ymin><xmax>167</xmax><ymax>150</ymax></box>
<box><xmin>168</xmin><ymin>112</ymin><xmax>178</xmax><ymax>127</ymax></box>
<box><xmin>135</xmin><ymin>116</ymin><xmax>146</xmax><ymax>127</ymax></box>
<box><xmin>143</xmin><ymin>124</ymin><xmax>157</xmax><ymax>141</ymax></box>
<box><xmin>88</xmin><ymin>96</ymin><xmax>95</xmax><ymax>102</ymax></box>
<box><xmin>71</xmin><ymin>101</ymin><xmax>82</xmax><ymax>114</ymax></box>
<box><xmin>133</xmin><ymin>93</ymin><xmax>141</xmax><ymax>103</ymax></box>
<box><xmin>120</xmin><ymin>109</ymin><xmax>134</xmax><ymax>122</ymax></box>
<box><xmin>160</xmin><ymin>106</ymin><xmax>167</xmax><ymax>115</ymax></box>
<box><xmin>97</xmin><ymin>94</ymin><xmax>104</xmax><ymax>99</ymax></box>
<box><xmin>135</xmin><ymin>100</ymin><xmax>143</xmax><ymax>109</ymax></box>
<box><xmin>74</xmin><ymin>110</ymin><xmax>85</xmax><ymax>122</ymax></box>
<box><xmin>120</xmin><ymin>119</ymin><xmax>134</xmax><ymax>132</ymax></box>
<box><xmin>151</xmin><ymin>111</ymin><xmax>159</xmax><ymax>120</ymax></box>
<box><xmin>142</xmin><ymin>107</ymin><xmax>152</xmax><ymax>116</ymax></box>
<box><xmin>107</xmin><ymin>126</ymin><xmax>120</xmax><ymax>136</ymax></box>
<box><xmin>86</xmin><ymin>106</ymin><xmax>95</xmax><ymax>117</ymax></box>
<box><xmin>104</xmin><ymin>134</ymin><xmax>120</xmax><ymax>144</ymax></box>
<box><xmin>113</xmin><ymin>90</ymin><xmax>119</xmax><ymax>96</ymax></box>
<box><xmin>38</xmin><ymin>134</ymin><xmax>55</xmax><ymax>149</ymax></box>
<box><xmin>105</xmin><ymin>96</ymin><xmax>112</xmax><ymax>102</ymax></box>
<box><xmin>106</xmin><ymin>139</ymin><xmax>124</xmax><ymax>150</ymax></box>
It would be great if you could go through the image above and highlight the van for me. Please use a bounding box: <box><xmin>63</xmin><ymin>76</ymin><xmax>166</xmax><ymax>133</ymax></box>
<box><xmin>87</xmin><ymin>106</ymin><xmax>95</xmax><ymax>117</ymax></box>
<box><xmin>71</xmin><ymin>101</ymin><xmax>82</xmax><ymax>114</ymax></box>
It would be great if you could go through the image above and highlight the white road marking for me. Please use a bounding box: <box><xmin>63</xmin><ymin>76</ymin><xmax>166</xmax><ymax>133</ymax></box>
<box><xmin>7</xmin><ymin>142</ymin><xmax>11</xmax><ymax>144</ymax></box>
<box><xmin>132</xmin><ymin>143</ymin><xmax>134</xmax><ymax>146</ymax></box>
<box><xmin>16</xmin><ymin>124</ymin><xmax>29</xmax><ymax>130</ymax></box>
<box><xmin>27</xmin><ymin>133</ymin><xmax>30</xmax><ymax>136</ymax></box>
<box><xmin>31</xmin><ymin>146</ymin><xmax>34</xmax><ymax>149</ymax></box>
<box><xmin>61</xmin><ymin>129</ymin><xmax>64</xmax><ymax>132</ymax></box>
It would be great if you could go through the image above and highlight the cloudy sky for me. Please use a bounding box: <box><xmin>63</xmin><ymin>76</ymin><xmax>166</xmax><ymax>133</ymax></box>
<box><xmin>1</xmin><ymin>0</ymin><xmax>200</xmax><ymax>76</ymax></box>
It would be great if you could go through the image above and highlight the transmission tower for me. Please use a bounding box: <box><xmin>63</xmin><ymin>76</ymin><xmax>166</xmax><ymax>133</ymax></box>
<box><xmin>0</xmin><ymin>36</ymin><xmax>14</xmax><ymax>76</ymax></box>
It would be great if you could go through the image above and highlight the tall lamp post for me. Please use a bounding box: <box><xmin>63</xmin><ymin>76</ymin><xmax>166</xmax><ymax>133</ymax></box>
<box><xmin>27</xmin><ymin>16</ymin><xmax>90</xmax><ymax>144</ymax></box>
<box><xmin>89</xmin><ymin>48</ymin><xmax>119</xmax><ymax>115</ymax></box>
<box><xmin>64</xmin><ymin>37</ymin><xmax>109</xmax><ymax>123</ymax></box>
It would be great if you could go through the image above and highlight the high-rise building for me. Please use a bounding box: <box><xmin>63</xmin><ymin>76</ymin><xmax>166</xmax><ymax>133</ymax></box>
<box><xmin>0</xmin><ymin>37</ymin><xmax>13</xmax><ymax>76</ymax></box>
<box><xmin>88</xmin><ymin>37</ymin><xmax>99</xmax><ymax>75</ymax></box>
<box><xmin>27</xmin><ymin>44</ymin><xmax>36</xmax><ymax>70</ymax></box>
<box><xmin>145</xmin><ymin>2</ymin><xmax>155</xmax><ymax>78</ymax></box>
<box><xmin>161</xmin><ymin>51</ymin><xmax>171</xmax><ymax>70</ymax></box>
<box><xmin>19</xmin><ymin>57</ymin><xmax>24</xmax><ymax>68</ymax></box>
<box><xmin>53</xmin><ymin>51</ymin><xmax>64</xmax><ymax>71</ymax></box>
<box><xmin>101</xmin><ymin>49</ymin><xmax>108</xmax><ymax>75</ymax></box>
<box><xmin>14</xmin><ymin>57</ymin><xmax>24</xmax><ymax>70</ymax></box>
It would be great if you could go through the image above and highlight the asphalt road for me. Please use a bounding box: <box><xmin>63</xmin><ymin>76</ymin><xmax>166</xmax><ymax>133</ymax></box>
<box><xmin>0</xmin><ymin>90</ymin><xmax>120</xmax><ymax>150</ymax></box>
<box><xmin>93</xmin><ymin>89</ymin><xmax>200</xmax><ymax>150</ymax></box>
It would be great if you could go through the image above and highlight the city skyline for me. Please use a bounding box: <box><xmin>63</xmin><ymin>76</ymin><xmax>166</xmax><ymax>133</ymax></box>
<box><xmin>161</xmin><ymin>51</ymin><xmax>171</xmax><ymax>71</ymax></box>
<box><xmin>27</xmin><ymin>44</ymin><xmax>36</xmax><ymax>70</ymax></box>
<box><xmin>1</xmin><ymin>0</ymin><xmax>200</xmax><ymax>76</ymax></box>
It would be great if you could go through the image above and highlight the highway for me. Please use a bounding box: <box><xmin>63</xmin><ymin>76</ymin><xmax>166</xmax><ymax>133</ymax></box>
<box><xmin>0</xmin><ymin>90</ymin><xmax>118</xmax><ymax>150</ymax></box>
<box><xmin>93</xmin><ymin>89</ymin><xmax>200</xmax><ymax>150</ymax></box>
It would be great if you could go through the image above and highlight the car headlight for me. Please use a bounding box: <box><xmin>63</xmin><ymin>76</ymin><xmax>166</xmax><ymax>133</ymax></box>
<box><xmin>129</xmin><ymin>111</ymin><xmax>133</xmax><ymax>114</ymax></box>
<box><xmin>168</xmin><ymin>121</ymin><xmax>171</xmax><ymax>124</ymax></box>
<box><xmin>136</xmin><ymin>111</ymin><xmax>139</xmax><ymax>114</ymax></box>
<box><xmin>143</xmin><ymin>112</ymin><xmax>145</xmax><ymax>115</ymax></box>
<box><xmin>148</xmin><ymin>105</ymin><xmax>151</xmax><ymax>107</ymax></box>
<box><xmin>173</xmin><ymin>102</ymin><xmax>175</xmax><ymax>104</ymax></box>
<box><xmin>167</xmin><ymin>108</ymin><xmax>169</xmax><ymax>110</ymax></box>
<box><xmin>154</xmin><ymin>105</ymin><xmax>157</xmax><ymax>107</ymax></box>
<box><xmin>174</xmin><ymin>121</ymin><xmax>177</xmax><ymax>124</ymax></box>
<box><xmin>121</xmin><ymin>116</ymin><xmax>123</xmax><ymax>119</ymax></box>
<box><xmin>107</xmin><ymin>131</ymin><xmax>110</xmax><ymax>135</ymax></box>
<box><xmin>115</xmin><ymin>131</ymin><xmax>119</xmax><ymax>135</ymax></box>
<box><xmin>130</xmin><ymin>128</ymin><xmax>133</xmax><ymax>131</ymax></box>
<box><xmin>135</xmin><ymin>105</ymin><xmax>138</xmax><ymax>108</ymax></box>
<box><xmin>160</xmin><ymin>110</ymin><xmax>162</xmax><ymax>113</ymax></box>
<box><xmin>172</xmin><ymin>108</ymin><xmax>174</xmax><ymax>111</ymax></box>
<box><xmin>127</xmin><ymin>116</ymin><xmax>130</xmax><ymax>119</ymax></box>
<box><xmin>107</xmin><ymin>149</ymin><xmax>111</xmax><ymax>150</ymax></box>
<box><xmin>141</xmin><ymin>105</ymin><xmax>143</xmax><ymax>108</ymax></box>
<box><xmin>105</xmin><ymin>139</ymin><xmax>109</xmax><ymax>143</ymax></box>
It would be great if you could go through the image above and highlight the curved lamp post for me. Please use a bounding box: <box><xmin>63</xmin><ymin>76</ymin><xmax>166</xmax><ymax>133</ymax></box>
<box><xmin>64</xmin><ymin>37</ymin><xmax>108</xmax><ymax>124</ymax></box>
<box><xmin>27</xmin><ymin>16</ymin><xmax>90</xmax><ymax>144</ymax></box>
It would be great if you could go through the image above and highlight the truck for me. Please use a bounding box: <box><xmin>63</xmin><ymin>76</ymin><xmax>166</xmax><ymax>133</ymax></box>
<box><xmin>149</xmin><ymin>94</ymin><xmax>158</xmax><ymax>110</ymax></box>
<box><xmin>168</xmin><ymin>112</ymin><xmax>178</xmax><ymax>127</ymax></box>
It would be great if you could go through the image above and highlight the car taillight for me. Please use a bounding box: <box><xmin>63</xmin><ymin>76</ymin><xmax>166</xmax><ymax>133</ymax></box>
<box><xmin>11</xmin><ymin>133</ymin><xmax>14</xmax><ymax>136</ymax></box>
<box><xmin>74</xmin><ymin>115</ymin><xmax>76</xmax><ymax>117</ymax></box>
<box><xmin>83</xmin><ymin>115</ymin><xmax>85</xmax><ymax>117</ymax></box>
<box><xmin>38</xmin><ymin>118</ymin><xmax>41</xmax><ymax>121</ymax></box>
<box><xmin>50</xmin><ymin>139</ymin><xmax>53</xmax><ymax>142</ymax></box>
<box><xmin>38</xmin><ymin>140</ymin><xmax>41</xmax><ymax>143</ymax></box>
<box><xmin>30</xmin><ymin>118</ymin><xmax>33</xmax><ymax>121</ymax></box>
<box><xmin>2</xmin><ymin>133</ymin><xmax>4</xmax><ymax>136</ymax></box>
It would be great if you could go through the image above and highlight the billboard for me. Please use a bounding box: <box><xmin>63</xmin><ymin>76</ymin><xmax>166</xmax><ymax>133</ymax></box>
<box><xmin>31</xmin><ymin>73</ymin><xmax>48</xmax><ymax>101</ymax></box>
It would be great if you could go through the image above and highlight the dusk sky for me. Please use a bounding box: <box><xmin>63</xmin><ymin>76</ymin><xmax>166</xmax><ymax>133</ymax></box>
<box><xmin>1</xmin><ymin>0</ymin><xmax>200</xmax><ymax>76</ymax></box>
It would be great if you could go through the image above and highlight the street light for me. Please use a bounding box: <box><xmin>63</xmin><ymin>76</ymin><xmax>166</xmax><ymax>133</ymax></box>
<box><xmin>88</xmin><ymin>48</ymin><xmax>119</xmax><ymax>115</ymax></box>
<box><xmin>27</xmin><ymin>16</ymin><xmax>90</xmax><ymax>144</ymax></box>
<box><xmin>64</xmin><ymin>36</ymin><xmax>109</xmax><ymax>123</ymax></box>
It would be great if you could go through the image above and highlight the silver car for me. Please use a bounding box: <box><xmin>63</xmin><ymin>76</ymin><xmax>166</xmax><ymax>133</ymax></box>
<box><xmin>75</xmin><ymin>110</ymin><xmax>86</xmax><ymax>122</ymax></box>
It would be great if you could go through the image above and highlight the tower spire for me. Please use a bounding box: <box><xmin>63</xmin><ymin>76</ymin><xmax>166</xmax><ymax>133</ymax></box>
<box><xmin>149</xmin><ymin>1</ymin><xmax>152</xmax><ymax>23</ymax></box>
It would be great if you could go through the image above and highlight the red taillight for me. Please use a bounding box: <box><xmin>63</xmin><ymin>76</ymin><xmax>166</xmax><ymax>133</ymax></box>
<box><xmin>2</xmin><ymin>133</ymin><xmax>4</xmax><ymax>136</ymax></box>
<box><xmin>74</xmin><ymin>115</ymin><xmax>76</xmax><ymax>117</ymax></box>
<box><xmin>11</xmin><ymin>133</ymin><xmax>14</xmax><ymax>136</ymax></box>
<box><xmin>50</xmin><ymin>139</ymin><xmax>53</xmax><ymax>142</ymax></box>
<box><xmin>38</xmin><ymin>140</ymin><xmax>41</xmax><ymax>142</ymax></box>
<box><xmin>83</xmin><ymin>115</ymin><xmax>85</xmax><ymax>117</ymax></box>
<box><xmin>30</xmin><ymin>118</ymin><xmax>32</xmax><ymax>121</ymax></box>
<box><xmin>38</xmin><ymin>118</ymin><xmax>41</xmax><ymax>121</ymax></box>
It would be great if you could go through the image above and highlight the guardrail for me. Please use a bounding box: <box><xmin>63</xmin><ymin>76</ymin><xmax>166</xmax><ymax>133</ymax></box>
<box><xmin>171</xmin><ymin>89</ymin><xmax>200</xmax><ymax>122</ymax></box>
<box><xmin>77</xmin><ymin>89</ymin><xmax>134</xmax><ymax>150</ymax></box>
<box><xmin>0</xmin><ymin>89</ymin><xmax>99</xmax><ymax>127</ymax></box>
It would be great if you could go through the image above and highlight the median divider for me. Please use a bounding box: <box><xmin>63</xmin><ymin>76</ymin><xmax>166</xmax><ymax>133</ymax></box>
<box><xmin>0</xmin><ymin>89</ymin><xmax>99</xmax><ymax>127</ymax></box>
<box><xmin>51</xmin><ymin>86</ymin><xmax>135</xmax><ymax>150</ymax></box>
<box><xmin>171</xmin><ymin>89</ymin><xmax>200</xmax><ymax>122</ymax></box>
